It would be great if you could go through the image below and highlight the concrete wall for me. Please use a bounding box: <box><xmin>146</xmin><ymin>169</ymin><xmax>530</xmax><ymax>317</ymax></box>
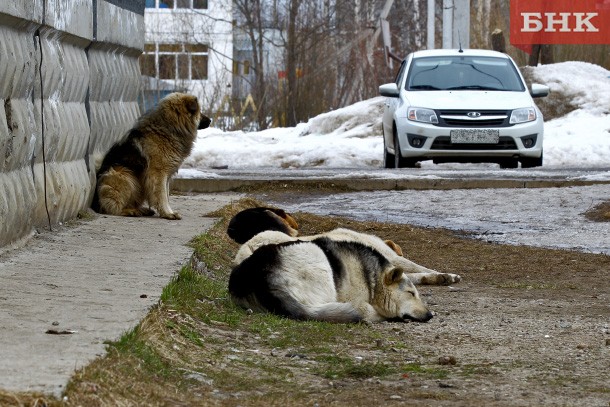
<box><xmin>0</xmin><ymin>0</ymin><xmax>144</xmax><ymax>248</ymax></box>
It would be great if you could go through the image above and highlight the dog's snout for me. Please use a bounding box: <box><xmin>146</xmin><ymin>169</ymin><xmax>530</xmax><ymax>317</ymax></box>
<box><xmin>420</xmin><ymin>311</ymin><xmax>433</xmax><ymax>322</ymax></box>
<box><xmin>198</xmin><ymin>115</ymin><xmax>211</xmax><ymax>130</ymax></box>
<box><xmin>403</xmin><ymin>311</ymin><xmax>433</xmax><ymax>323</ymax></box>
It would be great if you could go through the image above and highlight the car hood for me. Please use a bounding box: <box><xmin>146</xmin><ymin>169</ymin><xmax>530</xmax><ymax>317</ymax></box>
<box><xmin>404</xmin><ymin>91</ymin><xmax>534</xmax><ymax>110</ymax></box>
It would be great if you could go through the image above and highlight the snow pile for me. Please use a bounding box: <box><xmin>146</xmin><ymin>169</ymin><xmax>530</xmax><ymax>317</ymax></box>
<box><xmin>532</xmin><ymin>61</ymin><xmax>610</xmax><ymax>114</ymax></box>
<box><xmin>536</xmin><ymin>62</ymin><xmax>610</xmax><ymax>168</ymax></box>
<box><xmin>184</xmin><ymin>98</ymin><xmax>385</xmax><ymax>169</ymax></box>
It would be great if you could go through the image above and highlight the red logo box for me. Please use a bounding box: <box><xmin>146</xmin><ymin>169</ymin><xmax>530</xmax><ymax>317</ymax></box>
<box><xmin>510</xmin><ymin>0</ymin><xmax>610</xmax><ymax>45</ymax></box>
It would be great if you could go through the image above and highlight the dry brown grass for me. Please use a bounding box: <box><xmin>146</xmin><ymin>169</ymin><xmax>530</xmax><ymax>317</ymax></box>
<box><xmin>584</xmin><ymin>201</ymin><xmax>610</xmax><ymax>222</ymax></box>
<box><xmin>0</xmin><ymin>390</ymin><xmax>53</xmax><ymax>407</ymax></box>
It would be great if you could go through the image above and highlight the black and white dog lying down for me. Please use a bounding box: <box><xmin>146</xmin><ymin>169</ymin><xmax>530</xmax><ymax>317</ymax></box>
<box><xmin>227</xmin><ymin>208</ymin><xmax>461</xmax><ymax>323</ymax></box>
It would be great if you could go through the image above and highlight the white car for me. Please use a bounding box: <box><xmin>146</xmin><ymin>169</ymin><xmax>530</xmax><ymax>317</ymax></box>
<box><xmin>379</xmin><ymin>49</ymin><xmax>549</xmax><ymax>168</ymax></box>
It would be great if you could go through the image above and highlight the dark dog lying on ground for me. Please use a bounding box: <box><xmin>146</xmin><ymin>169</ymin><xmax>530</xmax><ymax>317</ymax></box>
<box><xmin>226</xmin><ymin>206</ymin><xmax>299</xmax><ymax>243</ymax></box>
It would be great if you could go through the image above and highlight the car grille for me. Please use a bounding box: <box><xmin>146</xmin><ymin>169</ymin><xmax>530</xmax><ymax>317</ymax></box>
<box><xmin>431</xmin><ymin>136</ymin><xmax>518</xmax><ymax>150</ymax></box>
<box><xmin>437</xmin><ymin>110</ymin><xmax>510</xmax><ymax>128</ymax></box>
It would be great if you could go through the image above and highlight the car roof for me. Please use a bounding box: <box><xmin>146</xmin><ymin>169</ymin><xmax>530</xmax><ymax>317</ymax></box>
<box><xmin>409</xmin><ymin>49</ymin><xmax>510</xmax><ymax>59</ymax></box>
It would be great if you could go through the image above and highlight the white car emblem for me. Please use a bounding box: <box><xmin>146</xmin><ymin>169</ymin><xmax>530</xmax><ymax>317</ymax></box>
<box><xmin>467</xmin><ymin>112</ymin><xmax>482</xmax><ymax>118</ymax></box>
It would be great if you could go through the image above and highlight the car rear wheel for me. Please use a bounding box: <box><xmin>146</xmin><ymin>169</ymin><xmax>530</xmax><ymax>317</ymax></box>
<box><xmin>521</xmin><ymin>153</ymin><xmax>543</xmax><ymax>168</ymax></box>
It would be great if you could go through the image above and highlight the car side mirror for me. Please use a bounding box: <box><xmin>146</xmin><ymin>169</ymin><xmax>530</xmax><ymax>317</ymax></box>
<box><xmin>379</xmin><ymin>83</ymin><xmax>400</xmax><ymax>97</ymax></box>
<box><xmin>530</xmin><ymin>83</ymin><xmax>549</xmax><ymax>98</ymax></box>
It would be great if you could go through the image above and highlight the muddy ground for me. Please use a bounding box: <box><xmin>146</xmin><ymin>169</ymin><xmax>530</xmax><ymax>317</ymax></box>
<box><xmin>240</xmin><ymin>191</ymin><xmax>610</xmax><ymax>407</ymax></box>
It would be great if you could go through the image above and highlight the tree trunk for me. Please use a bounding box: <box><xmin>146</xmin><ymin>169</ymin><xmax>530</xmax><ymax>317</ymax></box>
<box><xmin>490</xmin><ymin>28</ymin><xmax>506</xmax><ymax>53</ymax></box>
<box><xmin>285</xmin><ymin>0</ymin><xmax>300</xmax><ymax>127</ymax></box>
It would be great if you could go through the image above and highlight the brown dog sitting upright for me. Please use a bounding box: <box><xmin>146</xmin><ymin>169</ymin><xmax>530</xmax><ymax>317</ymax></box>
<box><xmin>92</xmin><ymin>92</ymin><xmax>210</xmax><ymax>219</ymax></box>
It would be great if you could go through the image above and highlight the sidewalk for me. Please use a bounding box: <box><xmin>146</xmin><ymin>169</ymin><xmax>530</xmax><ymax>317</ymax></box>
<box><xmin>0</xmin><ymin>193</ymin><xmax>239</xmax><ymax>397</ymax></box>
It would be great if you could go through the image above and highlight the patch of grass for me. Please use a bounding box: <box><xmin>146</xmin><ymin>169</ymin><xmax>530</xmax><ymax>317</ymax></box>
<box><xmin>457</xmin><ymin>363</ymin><xmax>499</xmax><ymax>377</ymax></box>
<box><xmin>401</xmin><ymin>363</ymin><xmax>450</xmax><ymax>380</ymax></box>
<box><xmin>315</xmin><ymin>355</ymin><xmax>395</xmax><ymax>379</ymax></box>
<box><xmin>107</xmin><ymin>326</ymin><xmax>175</xmax><ymax>379</ymax></box>
<box><xmin>583</xmin><ymin>200</ymin><xmax>610</xmax><ymax>222</ymax></box>
<box><xmin>165</xmin><ymin>320</ymin><xmax>205</xmax><ymax>347</ymax></box>
<box><xmin>247</xmin><ymin>315</ymin><xmax>362</xmax><ymax>349</ymax></box>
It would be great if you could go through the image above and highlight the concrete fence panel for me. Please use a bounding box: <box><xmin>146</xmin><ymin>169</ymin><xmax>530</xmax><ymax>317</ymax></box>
<box><xmin>0</xmin><ymin>0</ymin><xmax>144</xmax><ymax>248</ymax></box>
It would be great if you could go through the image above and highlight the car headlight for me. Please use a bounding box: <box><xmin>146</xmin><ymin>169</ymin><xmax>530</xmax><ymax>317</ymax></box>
<box><xmin>407</xmin><ymin>107</ymin><xmax>438</xmax><ymax>124</ymax></box>
<box><xmin>510</xmin><ymin>108</ymin><xmax>536</xmax><ymax>124</ymax></box>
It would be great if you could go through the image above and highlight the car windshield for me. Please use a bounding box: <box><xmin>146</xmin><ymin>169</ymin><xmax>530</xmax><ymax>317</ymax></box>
<box><xmin>406</xmin><ymin>55</ymin><xmax>525</xmax><ymax>92</ymax></box>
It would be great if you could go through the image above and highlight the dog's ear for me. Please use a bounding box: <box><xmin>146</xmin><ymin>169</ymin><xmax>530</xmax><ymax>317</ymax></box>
<box><xmin>384</xmin><ymin>268</ymin><xmax>404</xmax><ymax>285</ymax></box>
<box><xmin>185</xmin><ymin>96</ymin><xmax>200</xmax><ymax>114</ymax></box>
<box><xmin>265</xmin><ymin>210</ymin><xmax>299</xmax><ymax>237</ymax></box>
<box><xmin>269</xmin><ymin>208</ymin><xmax>299</xmax><ymax>231</ymax></box>
<box><xmin>384</xmin><ymin>240</ymin><xmax>403</xmax><ymax>257</ymax></box>
<box><xmin>273</xmin><ymin>209</ymin><xmax>299</xmax><ymax>230</ymax></box>
<box><xmin>283</xmin><ymin>213</ymin><xmax>299</xmax><ymax>230</ymax></box>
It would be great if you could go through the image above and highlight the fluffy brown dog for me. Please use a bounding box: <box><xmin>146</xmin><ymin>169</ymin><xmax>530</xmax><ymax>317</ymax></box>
<box><xmin>92</xmin><ymin>93</ymin><xmax>210</xmax><ymax>219</ymax></box>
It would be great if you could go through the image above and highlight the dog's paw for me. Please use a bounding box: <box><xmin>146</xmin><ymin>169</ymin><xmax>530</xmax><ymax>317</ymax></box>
<box><xmin>420</xmin><ymin>273</ymin><xmax>462</xmax><ymax>285</ymax></box>
<box><xmin>141</xmin><ymin>208</ymin><xmax>155</xmax><ymax>217</ymax></box>
<box><xmin>162</xmin><ymin>212</ymin><xmax>182</xmax><ymax>220</ymax></box>
<box><xmin>438</xmin><ymin>273</ymin><xmax>461</xmax><ymax>285</ymax></box>
<box><xmin>122</xmin><ymin>208</ymin><xmax>143</xmax><ymax>217</ymax></box>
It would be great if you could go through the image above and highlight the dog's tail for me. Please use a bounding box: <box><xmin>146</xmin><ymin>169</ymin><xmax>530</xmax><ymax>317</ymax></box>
<box><xmin>227</xmin><ymin>207</ymin><xmax>299</xmax><ymax>244</ymax></box>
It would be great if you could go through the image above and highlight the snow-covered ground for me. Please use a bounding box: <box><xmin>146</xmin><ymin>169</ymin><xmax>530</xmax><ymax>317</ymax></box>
<box><xmin>178</xmin><ymin>61</ymin><xmax>610</xmax><ymax>255</ymax></box>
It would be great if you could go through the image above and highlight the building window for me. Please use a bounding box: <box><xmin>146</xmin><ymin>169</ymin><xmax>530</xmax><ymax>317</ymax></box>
<box><xmin>139</xmin><ymin>53</ymin><xmax>156</xmax><ymax>77</ymax></box>
<box><xmin>146</xmin><ymin>0</ymin><xmax>208</xmax><ymax>9</ymax></box>
<box><xmin>140</xmin><ymin>43</ymin><xmax>209</xmax><ymax>80</ymax></box>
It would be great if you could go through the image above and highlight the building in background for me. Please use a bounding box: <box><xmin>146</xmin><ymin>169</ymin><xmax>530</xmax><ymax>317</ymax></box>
<box><xmin>140</xmin><ymin>0</ymin><xmax>233</xmax><ymax>112</ymax></box>
<box><xmin>232</xmin><ymin>28</ymin><xmax>284</xmax><ymax>100</ymax></box>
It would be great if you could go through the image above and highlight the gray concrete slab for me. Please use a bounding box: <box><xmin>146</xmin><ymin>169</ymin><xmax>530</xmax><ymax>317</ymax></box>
<box><xmin>0</xmin><ymin>193</ymin><xmax>240</xmax><ymax>397</ymax></box>
<box><xmin>171</xmin><ymin>167</ymin><xmax>610</xmax><ymax>193</ymax></box>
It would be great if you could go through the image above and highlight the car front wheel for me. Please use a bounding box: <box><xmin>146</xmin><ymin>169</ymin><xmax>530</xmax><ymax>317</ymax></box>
<box><xmin>393</xmin><ymin>132</ymin><xmax>419</xmax><ymax>168</ymax></box>
<box><xmin>499</xmin><ymin>158</ymin><xmax>519</xmax><ymax>169</ymax></box>
<box><xmin>383</xmin><ymin>129</ymin><xmax>395</xmax><ymax>168</ymax></box>
<box><xmin>521</xmin><ymin>153</ymin><xmax>543</xmax><ymax>168</ymax></box>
